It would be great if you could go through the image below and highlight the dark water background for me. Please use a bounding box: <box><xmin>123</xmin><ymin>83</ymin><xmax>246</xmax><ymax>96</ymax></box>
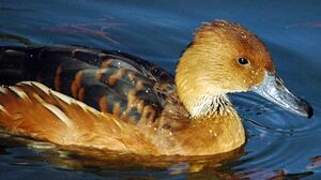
<box><xmin>1</xmin><ymin>0</ymin><xmax>321</xmax><ymax>179</ymax></box>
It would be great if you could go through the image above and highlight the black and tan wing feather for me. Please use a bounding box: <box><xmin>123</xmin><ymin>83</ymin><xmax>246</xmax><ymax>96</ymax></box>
<box><xmin>0</xmin><ymin>46</ymin><xmax>176</xmax><ymax>124</ymax></box>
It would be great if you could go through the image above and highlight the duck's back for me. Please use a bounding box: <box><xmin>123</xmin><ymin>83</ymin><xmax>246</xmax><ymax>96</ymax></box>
<box><xmin>0</xmin><ymin>46</ymin><xmax>175</xmax><ymax>124</ymax></box>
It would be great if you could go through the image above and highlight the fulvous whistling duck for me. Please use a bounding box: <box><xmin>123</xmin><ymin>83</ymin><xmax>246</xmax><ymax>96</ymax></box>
<box><xmin>0</xmin><ymin>20</ymin><xmax>313</xmax><ymax>156</ymax></box>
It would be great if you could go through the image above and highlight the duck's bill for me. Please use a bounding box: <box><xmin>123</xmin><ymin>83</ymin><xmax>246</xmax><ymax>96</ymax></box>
<box><xmin>253</xmin><ymin>73</ymin><xmax>313</xmax><ymax>118</ymax></box>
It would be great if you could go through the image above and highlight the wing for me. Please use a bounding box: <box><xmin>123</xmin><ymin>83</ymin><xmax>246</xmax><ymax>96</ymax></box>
<box><xmin>0</xmin><ymin>46</ymin><xmax>175</xmax><ymax>124</ymax></box>
<box><xmin>0</xmin><ymin>81</ymin><xmax>158</xmax><ymax>154</ymax></box>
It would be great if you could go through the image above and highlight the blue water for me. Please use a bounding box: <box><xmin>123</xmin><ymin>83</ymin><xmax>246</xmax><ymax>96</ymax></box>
<box><xmin>1</xmin><ymin>0</ymin><xmax>321</xmax><ymax>179</ymax></box>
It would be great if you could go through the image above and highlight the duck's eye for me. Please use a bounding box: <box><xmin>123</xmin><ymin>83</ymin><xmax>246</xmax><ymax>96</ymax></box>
<box><xmin>238</xmin><ymin>58</ymin><xmax>249</xmax><ymax>65</ymax></box>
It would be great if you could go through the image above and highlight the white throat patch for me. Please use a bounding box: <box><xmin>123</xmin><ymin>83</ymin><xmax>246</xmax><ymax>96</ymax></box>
<box><xmin>189</xmin><ymin>94</ymin><xmax>232</xmax><ymax>118</ymax></box>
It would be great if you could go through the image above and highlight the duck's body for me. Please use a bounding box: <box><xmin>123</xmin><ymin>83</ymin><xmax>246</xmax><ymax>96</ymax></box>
<box><xmin>0</xmin><ymin>21</ymin><xmax>312</xmax><ymax>156</ymax></box>
<box><xmin>0</xmin><ymin>46</ymin><xmax>244</xmax><ymax>155</ymax></box>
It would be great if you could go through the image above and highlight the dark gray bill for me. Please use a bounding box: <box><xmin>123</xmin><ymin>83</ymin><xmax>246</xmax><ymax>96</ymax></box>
<box><xmin>253</xmin><ymin>73</ymin><xmax>313</xmax><ymax>118</ymax></box>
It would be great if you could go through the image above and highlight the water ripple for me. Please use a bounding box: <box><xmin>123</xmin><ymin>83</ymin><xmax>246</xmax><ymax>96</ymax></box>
<box><xmin>230</xmin><ymin>93</ymin><xmax>321</xmax><ymax>177</ymax></box>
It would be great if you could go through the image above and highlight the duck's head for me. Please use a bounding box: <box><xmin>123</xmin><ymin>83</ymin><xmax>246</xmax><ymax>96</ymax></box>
<box><xmin>176</xmin><ymin>20</ymin><xmax>313</xmax><ymax>118</ymax></box>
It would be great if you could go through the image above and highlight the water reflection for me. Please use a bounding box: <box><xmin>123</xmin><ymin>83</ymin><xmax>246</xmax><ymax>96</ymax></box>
<box><xmin>1</xmin><ymin>132</ymin><xmax>314</xmax><ymax>179</ymax></box>
<box><xmin>42</xmin><ymin>16</ymin><xmax>123</xmax><ymax>44</ymax></box>
<box><xmin>308</xmin><ymin>156</ymin><xmax>321</xmax><ymax>169</ymax></box>
<box><xmin>0</xmin><ymin>131</ymin><xmax>244</xmax><ymax>177</ymax></box>
<box><xmin>0</xmin><ymin>32</ymin><xmax>33</xmax><ymax>46</ymax></box>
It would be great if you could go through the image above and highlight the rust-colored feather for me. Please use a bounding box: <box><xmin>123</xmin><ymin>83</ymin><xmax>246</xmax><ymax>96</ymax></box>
<box><xmin>0</xmin><ymin>82</ymin><xmax>158</xmax><ymax>155</ymax></box>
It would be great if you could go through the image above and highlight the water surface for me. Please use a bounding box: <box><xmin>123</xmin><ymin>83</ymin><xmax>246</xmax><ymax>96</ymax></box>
<box><xmin>1</xmin><ymin>0</ymin><xmax>321</xmax><ymax>179</ymax></box>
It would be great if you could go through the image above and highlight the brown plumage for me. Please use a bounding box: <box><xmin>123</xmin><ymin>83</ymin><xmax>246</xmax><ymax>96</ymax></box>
<box><xmin>0</xmin><ymin>82</ymin><xmax>158</xmax><ymax>154</ymax></box>
<box><xmin>0</xmin><ymin>20</ymin><xmax>312</xmax><ymax>156</ymax></box>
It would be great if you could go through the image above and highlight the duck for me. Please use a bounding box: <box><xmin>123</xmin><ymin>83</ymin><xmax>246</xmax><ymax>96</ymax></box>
<box><xmin>0</xmin><ymin>20</ymin><xmax>313</xmax><ymax>156</ymax></box>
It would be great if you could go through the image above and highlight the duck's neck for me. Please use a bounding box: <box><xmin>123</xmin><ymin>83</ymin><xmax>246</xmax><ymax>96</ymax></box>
<box><xmin>175</xmin><ymin>43</ymin><xmax>238</xmax><ymax>118</ymax></box>
<box><xmin>175</xmin><ymin>75</ymin><xmax>233</xmax><ymax>118</ymax></box>
<box><xmin>187</xmin><ymin>94</ymin><xmax>233</xmax><ymax>119</ymax></box>
<box><xmin>170</xmin><ymin>44</ymin><xmax>246</xmax><ymax>155</ymax></box>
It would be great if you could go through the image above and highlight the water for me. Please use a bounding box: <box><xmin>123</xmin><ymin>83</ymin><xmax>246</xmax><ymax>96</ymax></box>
<box><xmin>1</xmin><ymin>0</ymin><xmax>321</xmax><ymax>179</ymax></box>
